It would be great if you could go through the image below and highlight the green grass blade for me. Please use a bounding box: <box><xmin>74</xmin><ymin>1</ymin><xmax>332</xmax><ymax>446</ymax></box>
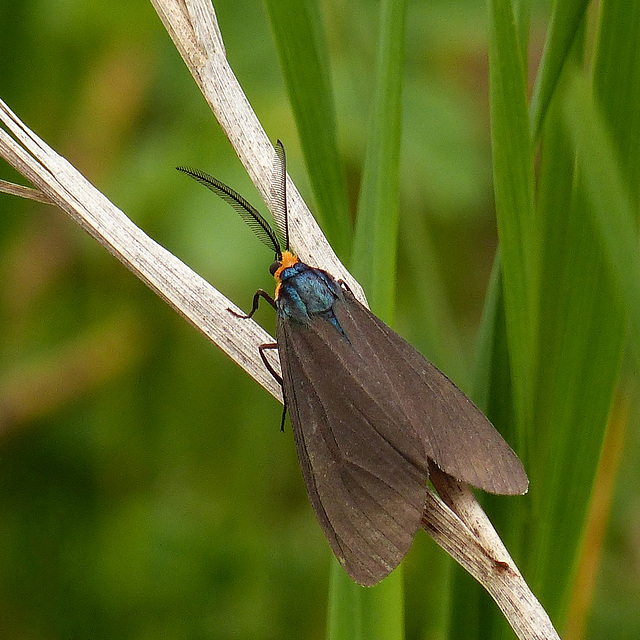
<box><xmin>328</xmin><ymin>560</ymin><xmax>404</xmax><ymax>640</ymax></box>
<box><xmin>351</xmin><ymin>0</ymin><xmax>408</xmax><ymax>323</ymax></box>
<box><xmin>525</xmin><ymin>0</ymin><xmax>640</xmax><ymax>626</ymax></box>
<box><xmin>264</xmin><ymin>0</ymin><xmax>352</xmax><ymax>258</ymax></box>
<box><xmin>512</xmin><ymin>0</ymin><xmax>531</xmax><ymax>61</ymax></box>
<box><xmin>487</xmin><ymin>0</ymin><xmax>536</xmax><ymax>452</ymax></box>
<box><xmin>473</xmin><ymin>251</ymin><xmax>515</xmax><ymax>436</ymax></box>
<box><xmin>529</xmin><ymin>81</ymin><xmax>620</xmax><ymax>626</ymax></box>
<box><xmin>592</xmin><ymin>0</ymin><xmax>640</xmax><ymax>212</ymax></box>
<box><xmin>328</xmin><ymin>561</ymin><xmax>363</xmax><ymax>640</ymax></box>
<box><xmin>361</xmin><ymin>570</ymin><xmax>405</xmax><ymax>640</ymax></box>
<box><xmin>529</xmin><ymin>73</ymin><xmax>627</xmax><ymax>625</ymax></box>
<box><xmin>564</xmin><ymin>77</ymin><xmax>640</xmax><ymax>364</ymax></box>
<box><xmin>589</xmin><ymin>0</ymin><xmax>640</xmax><ymax>364</ymax></box>
<box><xmin>529</xmin><ymin>0</ymin><xmax>590</xmax><ymax>142</ymax></box>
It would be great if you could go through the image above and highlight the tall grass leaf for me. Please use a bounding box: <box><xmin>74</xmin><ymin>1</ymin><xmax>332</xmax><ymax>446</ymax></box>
<box><xmin>264</xmin><ymin>0</ymin><xmax>352</xmax><ymax>257</ymax></box>
<box><xmin>532</xmin><ymin>0</ymin><xmax>640</xmax><ymax>629</ymax></box>
<box><xmin>528</xmin><ymin>0</ymin><xmax>640</xmax><ymax>624</ymax></box>
<box><xmin>351</xmin><ymin>0</ymin><xmax>408</xmax><ymax>323</ymax></box>
<box><xmin>592</xmin><ymin>0</ymin><xmax>640</xmax><ymax>214</ymax></box>
<box><xmin>564</xmin><ymin>76</ymin><xmax>640</xmax><ymax>366</ymax></box>
<box><xmin>487</xmin><ymin>0</ymin><xmax>536</xmax><ymax>441</ymax></box>
<box><xmin>328</xmin><ymin>539</ymin><xmax>405</xmax><ymax>640</ymax></box>
<box><xmin>328</xmin><ymin>561</ymin><xmax>363</xmax><ymax>640</ymax></box>
<box><xmin>528</xmin><ymin>48</ymin><xmax>633</xmax><ymax>640</ymax></box>
<box><xmin>529</xmin><ymin>0</ymin><xmax>591</xmax><ymax>142</ymax></box>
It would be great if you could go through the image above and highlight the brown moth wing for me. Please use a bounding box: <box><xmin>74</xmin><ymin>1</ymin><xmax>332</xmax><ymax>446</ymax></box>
<box><xmin>334</xmin><ymin>291</ymin><xmax>529</xmax><ymax>496</ymax></box>
<box><xmin>277</xmin><ymin>314</ymin><xmax>430</xmax><ymax>586</ymax></box>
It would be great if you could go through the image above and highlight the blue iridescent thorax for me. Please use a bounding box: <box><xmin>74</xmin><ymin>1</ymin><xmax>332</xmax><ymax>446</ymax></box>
<box><xmin>276</xmin><ymin>261</ymin><xmax>344</xmax><ymax>331</ymax></box>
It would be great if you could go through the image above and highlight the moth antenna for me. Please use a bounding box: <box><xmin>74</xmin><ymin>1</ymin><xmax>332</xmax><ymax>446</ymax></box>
<box><xmin>271</xmin><ymin>140</ymin><xmax>289</xmax><ymax>252</ymax></box>
<box><xmin>177</xmin><ymin>166</ymin><xmax>282</xmax><ymax>258</ymax></box>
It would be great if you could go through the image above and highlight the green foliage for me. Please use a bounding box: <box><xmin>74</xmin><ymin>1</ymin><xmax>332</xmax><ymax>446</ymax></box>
<box><xmin>263</xmin><ymin>0</ymin><xmax>352</xmax><ymax>258</ymax></box>
<box><xmin>350</xmin><ymin>0</ymin><xmax>408</xmax><ymax>324</ymax></box>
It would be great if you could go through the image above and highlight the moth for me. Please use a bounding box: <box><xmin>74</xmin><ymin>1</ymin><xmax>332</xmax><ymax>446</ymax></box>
<box><xmin>177</xmin><ymin>142</ymin><xmax>527</xmax><ymax>586</ymax></box>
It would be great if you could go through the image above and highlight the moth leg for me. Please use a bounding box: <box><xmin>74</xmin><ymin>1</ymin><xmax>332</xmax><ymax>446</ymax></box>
<box><xmin>229</xmin><ymin>289</ymin><xmax>276</xmax><ymax>319</ymax></box>
<box><xmin>337</xmin><ymin>279</ymin><xmax>352</xmax><ymax>293</ymax></box>
<box><xmin>259</xmin><ymin>342</ymin><xmax>288</xmax><ymax>432</ymax></box>
<box><xmin>279</xmin><ymin>404</ymin><xmax>287</xmax><ymax>431</ymax></box>
<box><xmin>258</xmin><ymin>342</ymin><xmax>282</xmax><ymax>385</ymax></box>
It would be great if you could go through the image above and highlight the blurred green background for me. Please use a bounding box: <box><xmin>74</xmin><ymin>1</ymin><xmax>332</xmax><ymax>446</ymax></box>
<box><xmin>0</xmin><ymin>0</ymin><xmax>638</xmax><ymax>638</ymax></box>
